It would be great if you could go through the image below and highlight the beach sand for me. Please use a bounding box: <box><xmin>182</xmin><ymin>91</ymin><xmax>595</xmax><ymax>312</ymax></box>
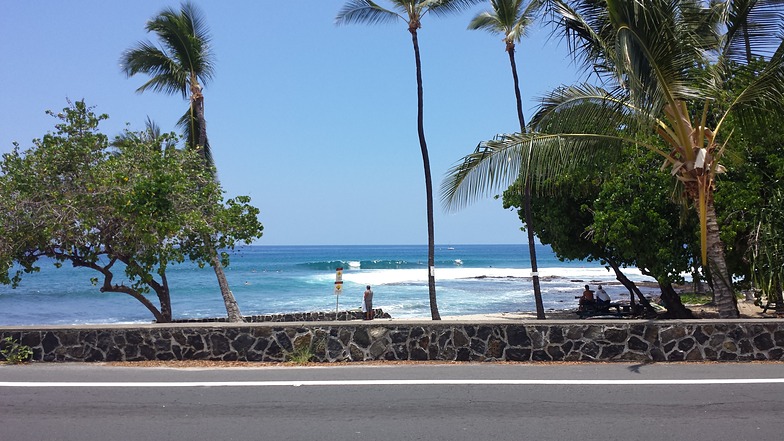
<box><xmin>380</xmin><ymin>298</ymin><xmax>775</xmax><ymax>321</ymax></box>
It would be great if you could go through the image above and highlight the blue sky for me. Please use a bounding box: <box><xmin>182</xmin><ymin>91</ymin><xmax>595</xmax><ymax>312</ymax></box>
<box><xmin>0</xmin><ymin>1</ymin><xmax>578</xmax><ymax>245</ymax></box>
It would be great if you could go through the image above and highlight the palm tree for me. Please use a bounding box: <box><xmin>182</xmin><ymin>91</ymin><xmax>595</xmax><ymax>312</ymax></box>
<box><xmin>464</xmin><ymin>0</ymin><xmax>547</xmax><ymax>319</ymax></box>
<box><xmin>336</xmin><ymin>0</ymin><xmax>482</xmax><ymax>320</ymax></box>
<box><xmin>121</xmin><ymin>1</ymin><xmax>243</xmax><ymax>322</ymax></box>
<box><xmin>442</xmin><ymin>0</ymin><xmax>784</xmax><ymax>319</ymax></box>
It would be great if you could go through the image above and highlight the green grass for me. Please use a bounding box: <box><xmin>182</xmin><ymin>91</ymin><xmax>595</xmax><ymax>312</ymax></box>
<box><xmin>285</xmin><ymin>346</ymin><xmax>314</xmax><ymax>364</ymax></box>
<box><xmin>678</xmin><ymin>292</ymin><xmax>713</xmax><ymax>305</ymax></box>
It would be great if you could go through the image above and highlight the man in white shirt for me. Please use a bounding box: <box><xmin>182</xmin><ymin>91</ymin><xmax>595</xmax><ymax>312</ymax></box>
<box><xmin>596</xmin><ymin>285</ymin><xmax>611</xmax><ymax>307</ymax></box>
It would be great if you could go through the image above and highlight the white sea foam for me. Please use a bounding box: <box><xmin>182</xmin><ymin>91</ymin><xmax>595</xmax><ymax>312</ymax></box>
<box><xmin>340</xmin><ymin>266</ymin><xmax>655</xmax><ymax>286</ymax></box>
<box><xmin>0</xmin><ymin>245</ymin><xmax>670</xmax><ymax>325</ymax></box>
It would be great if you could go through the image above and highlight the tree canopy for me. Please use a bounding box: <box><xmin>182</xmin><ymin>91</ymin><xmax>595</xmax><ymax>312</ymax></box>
<box><xmin>442</xmin><ymin>0</ymin><xmax>784</xmax><ymax>318</ymax></box>
<box><xmin>0</xmin><ymin>101</ymin><xmax>263</xmax><ymax>322</ymax></box>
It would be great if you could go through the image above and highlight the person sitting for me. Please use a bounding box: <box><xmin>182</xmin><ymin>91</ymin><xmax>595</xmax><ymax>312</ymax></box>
<box><xmin>595</xmin><ymin>284</ymin><xmax>611</xmax><ymax>309</ymax></box>
<box><xmin>578</xmin><ymin>285</ymin><xmax>595</xmax><ymax>311</ymax></box>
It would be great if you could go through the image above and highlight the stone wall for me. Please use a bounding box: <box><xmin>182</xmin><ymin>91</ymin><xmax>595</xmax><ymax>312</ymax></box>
<box><xmin>169</xmin><ymin>309</ymin><xmax>390</xmax><ymax>323</ymax></box>
<box><xmin>2</xmin><ymin>320</ymin><xmax>783</xmax><ymax>363</ymax></box>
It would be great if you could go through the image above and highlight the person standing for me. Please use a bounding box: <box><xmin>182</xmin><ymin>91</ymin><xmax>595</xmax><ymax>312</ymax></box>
<box><xmin>363</xmin><ymin>285</ymin><xmax>374</xmax><ymax>320</ymax></box>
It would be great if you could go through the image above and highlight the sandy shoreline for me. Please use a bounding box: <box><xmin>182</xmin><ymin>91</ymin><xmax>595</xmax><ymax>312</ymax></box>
<box><xmin>376</xmin><ymin>299</ymin><xmax>776</xmax><ymax>321</ymax></box>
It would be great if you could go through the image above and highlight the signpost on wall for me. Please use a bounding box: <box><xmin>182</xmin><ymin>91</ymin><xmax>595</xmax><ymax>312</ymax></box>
<box><xmin>334</xmin><ymin>267</ymin><xmax>343</xmax><ymax>314</ymax></box>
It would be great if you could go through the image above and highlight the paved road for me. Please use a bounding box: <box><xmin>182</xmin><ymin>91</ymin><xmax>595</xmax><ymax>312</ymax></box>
<box><xmin>1</xmin><ymin>362</ymin><xmax>782</xmax><ymax>441</ymax></box>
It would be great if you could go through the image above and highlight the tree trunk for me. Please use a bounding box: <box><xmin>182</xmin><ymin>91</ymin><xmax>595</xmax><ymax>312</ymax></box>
<box><xmin>84</xmin><ymin>257</ymin><xmax>171</xmax><ymax>323</ymax></box>
<box><xmin>705</xmin><ymin>198</ymin><xmax>740</xmax><ymax>318</ymax></box>
<box><xmin>606</xmin><ymin>258</ymin><xmax>656</xmax><ymax>316</ymax></box>
<box><xmin>101</xmin><ymin>283</ymin><xmax>169</xmax><ymax>323</ymax></box>
<box><xmin>508</xmin><ymin>45</ymin><xmax>544</xmax><ymax>319</ymax></box>
<box><xmin>157</xmin><ymin>271</ymin><xmax>173</xmax><ymax>322</ymax></box>
<box><xmin>508</xmin><ymin>46</ymin><xmax>527</xmax><ymax>131</ymax></box>
<box><xmin>194</xmin><ymin>97</ymin><xmax>208</xmax><ymax>154</ymax></box>
<box><xmin>410</xmin><ymin>28</ymin><xmax>440</xmax><ymax>320</ymax></box>
<box><xmin>657</xmin><ymin>280</ymin><xmax>694</xmax><ymax>319</ymax></box>
<box><xmin>209</xmin><ymin>245</ymin><xmax>243</xmax><ymax>322</ymax></box>
<box><xmin>525</xmin><ymin>180</ymin><xmax>545</xmax><ymax>319</ymax></box>
<box><xmin>191</xmin><ymin>83</ymin><xmax>243</xmax><ymax>323</ymax></box>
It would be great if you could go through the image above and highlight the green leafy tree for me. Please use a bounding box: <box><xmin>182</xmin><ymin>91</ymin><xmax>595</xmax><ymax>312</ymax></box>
<box><xmin>442</xmin><ymin>0</ymin><xmax>784</xmax><ymax>318</ymax></box>
<box><xmin>748</xmin><ymin>189</ymin><xmax>784</xmax><ymax>311</ymax></box>
<box><xmin>336</xmin><ymin>0</ymin><xmax>482</xmax><ymax>320</ymax></box>
<box><xmin>464</xmin><ymin>0</ymin><xmax>547</xmax><ymax>318</ymax></box>
<box><xmin>590</xmin><ymin>151</ymin><xmax>700</xmax><ymax>317</ymax></box>
<box><xmin>0</xmin><ymin>101</ymin><xmax>264</xmax><ymax>323</ymax></box>
<box><xmin>711</xmin><ymin>58</ymin><xmax>784</xmax><ymax>279</ymax></box>
<box><xmin>120</xmin><ymin>2</ymin><xmax>244</xmax><ymax>321</ymax></box>
<box><xmin>503</xmin><ymin>148</ymin><xmax>696</xmax><ymax>317</ymax></box>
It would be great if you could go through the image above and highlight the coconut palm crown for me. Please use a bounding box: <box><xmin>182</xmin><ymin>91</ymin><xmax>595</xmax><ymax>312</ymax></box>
<box><xmin>442</xmin><ymin>0</ymin><xmax>784</xmax><ymax>319</ymax></box>
<box><xmin>120</xmin><ymin>1</ymin><xmax>216</xmax><ymax>169</ymax></box>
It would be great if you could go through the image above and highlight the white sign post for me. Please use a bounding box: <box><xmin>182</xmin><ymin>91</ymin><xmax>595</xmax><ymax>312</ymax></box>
<box><xmin>334</xmin><ymin>267</ymin><xmax>343</xmax><ymax>314</ymax></box>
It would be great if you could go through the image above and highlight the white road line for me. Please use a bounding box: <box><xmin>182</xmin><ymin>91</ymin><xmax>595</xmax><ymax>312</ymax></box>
<box><xmin>2</xmin><ymin>378</ymin><xmax>784</xmax><ymax>387</ymax></box>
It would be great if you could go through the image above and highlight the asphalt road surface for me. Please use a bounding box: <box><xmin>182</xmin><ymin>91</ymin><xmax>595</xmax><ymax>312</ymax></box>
<box><xmin>1</xmin><ymin>362</ymin><xmax>783</xmax><ymax>441</ymax></box>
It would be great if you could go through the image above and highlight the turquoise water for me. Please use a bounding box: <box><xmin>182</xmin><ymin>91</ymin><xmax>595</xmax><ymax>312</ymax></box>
<box><xmin>0</xmin><ymin>244</ymin><xmax>655</xmax><ymax>325</ymax></box>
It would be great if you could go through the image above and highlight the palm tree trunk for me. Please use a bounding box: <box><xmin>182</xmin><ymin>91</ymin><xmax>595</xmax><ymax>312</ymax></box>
<box><xmin>194</xmin><ymin>97</ymin><xmax>208</xmax><ymax>154</ymax></box>
<box><xmin>191</xmin><ymin>96</ymin><xmax>209</xmax><ymax>163</ymax></box>
<box><xmin>508</xmin><ymin>48</ymin><xmax>526</xmax><ymax>130</ymax></box>
<box><xmin>158</xmin><ymin>272</ymin><xmax>173</xmax><ymax>322</ymax></box>
<box><xmin>211</xmin><ymin>251</ymin><xmax>243</xmax><ymax>322</ymax></box>
<box><xmin>410</xmin><ymin>27</ymin><xmax>440</xmax><ymax>320</ymax></box>
<box><xmin>509</xmin><ymin>46</ymin><xmax>544</xmax><ymax>319</ymax></box>
<box><xmin>705</xmin><ymin>198</ymin><xmax>740</xmax><ymax>318</ymax></box>
<box><xmin>192</xmin><ymin>93</ymin><xmax>243</xmax><ymax>323</ymax></box>
<box><xmin>524</xmin><ymin>179</ymin><xmax>545</xmax><ymax>319</ymax></box>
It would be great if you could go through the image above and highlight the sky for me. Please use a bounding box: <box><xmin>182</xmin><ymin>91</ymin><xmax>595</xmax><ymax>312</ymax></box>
<box><xmin>0</xmin><ymin>1</ymin><xmax>579</xmax><ymax>246</ymax></box>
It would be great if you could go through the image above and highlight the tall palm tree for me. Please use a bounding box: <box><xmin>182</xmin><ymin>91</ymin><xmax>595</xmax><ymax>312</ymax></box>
<box><xmin>442</xmin><ymin>0</ymin><xmax>784</xmax><ymax>319</ymax></box>
<box><xmin>464</xmin><ymin>0</ymin><xmax>547</xmax><ymax>319</ymax></box>
<box><xmin>121</xmin><ymin>1</ymin><xmax>243</xmax><ymax>322</ymax></box>
<box><xmin>336</xmin><ymin>0</ymin><xmax>482</xmax><ymax>320</ymax></box>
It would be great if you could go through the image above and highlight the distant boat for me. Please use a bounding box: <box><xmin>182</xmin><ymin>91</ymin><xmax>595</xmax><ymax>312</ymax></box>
<box><xmin>447</xmin><ymin>247</ymin><xmax>455</xmax><ymax>250</ymax></box>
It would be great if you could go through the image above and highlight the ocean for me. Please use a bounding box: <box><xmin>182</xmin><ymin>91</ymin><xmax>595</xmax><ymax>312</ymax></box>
<box><xmin>0</xmin><ymin>244</ymin><xmax>657</xmax><ymax>326</ymax></box>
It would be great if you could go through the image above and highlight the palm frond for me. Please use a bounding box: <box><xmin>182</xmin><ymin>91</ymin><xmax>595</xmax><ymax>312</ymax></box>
<box><xmin>424</xmin><ymin>0</ymin><xmax>486</xmax><ymax>18</ymax></box>
<box><xmin>609</xmin><ymin>0</ymin><xmax>707</xmax><ymax>113</ymax></box>
<box><xmin>146</xmin><ymin>2</ymin><xmax>215</xmax><ymax>86</ymax></box>
<box><xmin>468</xmin><ymin>0</ymin><xmax>544</xmax><ymax>43</ymax></box>
<box><xmin>546</xmin><ymin>0</ymin><xmax>617</xmax><ymax>78</ymax></box>
<box><xmin>513</xmin><ymin>0</ymin><xmax>546</xmax><ymax>38</ymax></box>
<box><xmin>441</xmin><ymin>136</ymin><xmax>524</xmax><ymax>212</ymax></box>
<box><xmin>335</xmin><ymin>0</ymin><xmax>401</xmax><ymax>26</ymax></box>
<box><xmin>441</xmin><ymin>130</ymin><xmax>633</xmax><ymax>212</ymax></box>
<box><xmin>531</xmin><ymin>82</ymin><xmax>670</xmax><ymax>148</ymax></box>
<box><xmin>717</xmin><ymin>37</ymin><xmax>784</xmax><ymax>133</ymax></box>
<box><xmin>121</xmin><ymin>42</ymin><xmax>189</xmax><ymax>97</ymax></box>
<box><xmin>722</xmin><ymin>0</ymin><xmax>784</xmax><ymax>64</ymax></box>
<box><xmin>122</xmin><ymin>2</ymin><xmax>214</xmax><ymax>98</ymax></box>
<box><xmin>467</xmin><ymin>11</ymin><xmax>501</xmax><ymax>32</ymax></box>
